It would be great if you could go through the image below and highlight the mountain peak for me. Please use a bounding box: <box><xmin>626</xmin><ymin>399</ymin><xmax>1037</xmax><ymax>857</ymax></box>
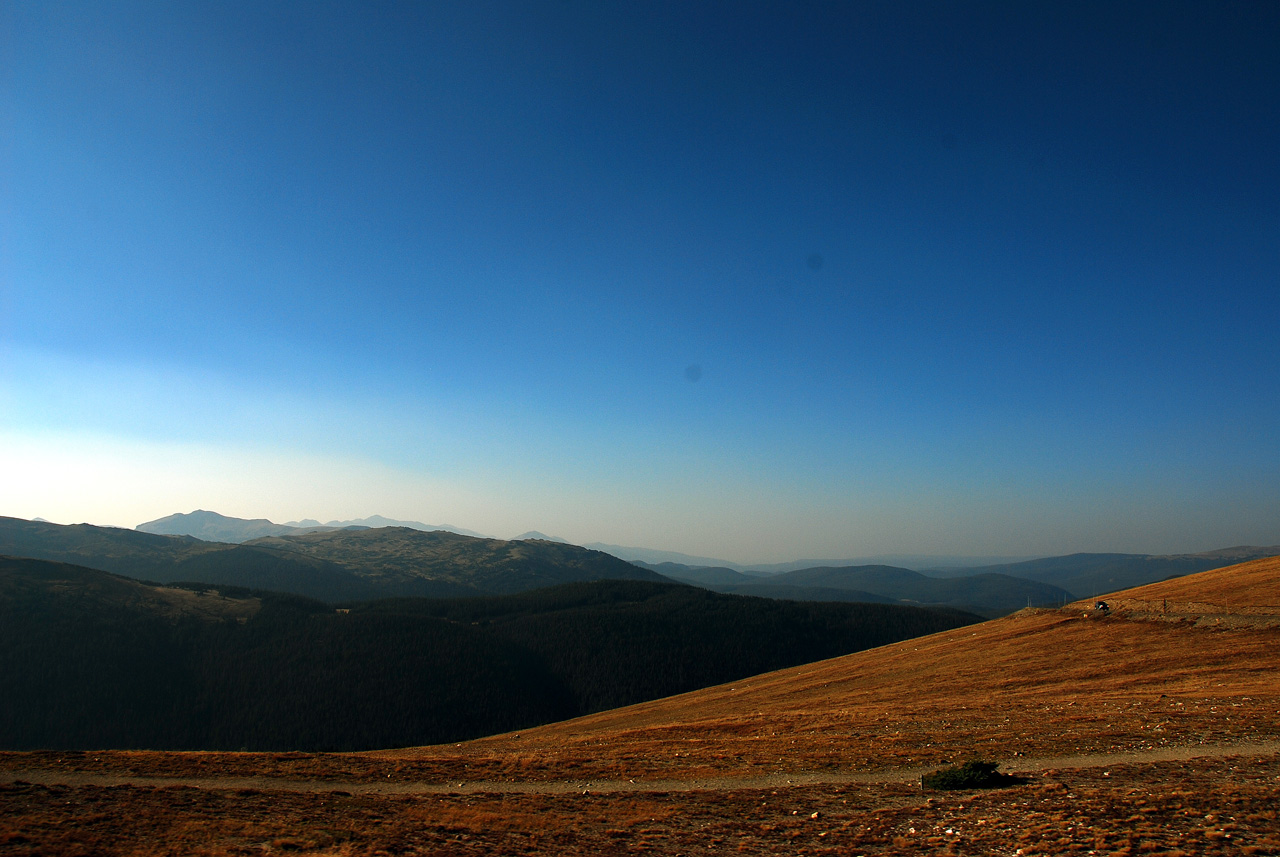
<box><xmin>137</xmin><ymin>511</ymin><xmax>304</xmax><ymax>544</ymax></box>
<box><xmin>514</xmin><ymin>531</ymin><xmax>569</xmax><ymax>543</ymax></box>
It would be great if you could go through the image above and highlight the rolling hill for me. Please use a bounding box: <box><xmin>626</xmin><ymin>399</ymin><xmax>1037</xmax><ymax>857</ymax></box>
<box><xmin>630</xmin><ymin>561</ymin><xmax>758</xmax><ymax>587</ymax></box>
<box><xmin>646</xmin><ymin>561</ymin><xmax>1072</xmax><ymax>615</ymax></box>
<box><xmin>0</xmin><ymin>517</ymin><xmax>665</xmax><ymax>600</ymax></box>
<box><xmin>243</xmin><ymin>527</ymin><xmax>667</xmax><ymax>594</ymax></box>
<box><xmin>0</xmin><ymin>515</ymin><xmax>225</xmax><ymax>576</ymax></box>
<box><xmin>0</xmin><ymin>515</ymin><xmax>403</xmax><ymax>602</ymax></box>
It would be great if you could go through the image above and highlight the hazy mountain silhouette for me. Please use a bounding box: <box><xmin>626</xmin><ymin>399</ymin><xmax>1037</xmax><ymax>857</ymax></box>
<box><xmin>584</xmin><ymin>543</ymin><xmax>749</xmax><ymax>570</ymax></box>
<box><xmin>742</xmin><ymin>554</ymin><xmax>1044</xmax><ymax>574</ymax></box>
<box><xmin>137</xmin><ymin>510</ymin><xmax>343</xmax><ymax>543</ymax></box>
<box><xmin>140</xmin><ymin>511</ymin><xmax>489</xmax><ymax>544</ymax></box>
<box><xmin>591</xmin><ymin>545</ymin><xmax>1042</xmax><ymax>575</ymax></box>
<box><xmin>937</xmin><ymin>547</ymin><xmax>1280</xmax><ymax>598</ymax></box>
<box><xmin>288</xmin><ymin>515</ymin><xmax>489</xmax><ymax>538</ymax></box>
<box><xmin>655</xmin><ymin>562</ymin><xmax>1072</xmax><ymax>616</ymax></box>
<box><xmin>513</xmin><ymin>531</ymin><xmax>570</xmax><ymax>543</ymax></box>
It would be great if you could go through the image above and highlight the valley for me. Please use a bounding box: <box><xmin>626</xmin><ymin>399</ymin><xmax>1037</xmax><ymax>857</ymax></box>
<box><xmin>0</xmin><ymin>556</ymin><xmax>975</xmax><ymax>751</ymax></box>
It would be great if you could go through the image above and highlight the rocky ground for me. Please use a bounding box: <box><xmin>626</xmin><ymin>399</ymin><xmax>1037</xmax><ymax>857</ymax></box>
<box><xmin>2</xmin><ymin>749</ymin><xmax>1278</xmax><ymax>855</ymax></box>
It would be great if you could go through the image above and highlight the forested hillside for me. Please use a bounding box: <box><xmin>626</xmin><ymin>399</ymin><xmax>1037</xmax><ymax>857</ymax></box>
<box><xmin>0</xmin><ymin>556</ymin><xmax>977</xmax><ymax>751</ymax></box>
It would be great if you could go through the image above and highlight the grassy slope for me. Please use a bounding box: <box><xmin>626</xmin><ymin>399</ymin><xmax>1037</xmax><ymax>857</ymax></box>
<box><xmin>383</xmin><ymin>556</ymin><xmax>1280</xmax><ymax>782</ymax></box>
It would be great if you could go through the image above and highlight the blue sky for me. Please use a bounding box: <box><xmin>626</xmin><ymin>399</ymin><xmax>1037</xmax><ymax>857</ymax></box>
<box><xmin>3</xmin><ymin>2</ymin><xmax>1278</xmax><ymax>561</ymax></box>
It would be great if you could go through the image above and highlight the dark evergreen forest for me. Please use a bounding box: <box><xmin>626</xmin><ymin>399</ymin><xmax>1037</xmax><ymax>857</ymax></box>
<box><xmin>1</xmin><ymin>561</ymin><xmax>977</xmax><ymax>751</ymax></box>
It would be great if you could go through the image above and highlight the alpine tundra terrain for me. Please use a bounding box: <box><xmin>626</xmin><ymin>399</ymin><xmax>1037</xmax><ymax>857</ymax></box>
<box><xmin>3</xmin><ymin>555</ymin><xmax>1278</xmax><ymax>855</ymax></box>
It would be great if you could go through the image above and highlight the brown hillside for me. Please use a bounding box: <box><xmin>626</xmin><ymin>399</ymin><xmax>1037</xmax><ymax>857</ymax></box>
<box><xmin>377</xmin><ymin>554</ymin><xmax>1280</xmax><ymax>782</ymax></box>
<box><xmin>1085</xmin><ymin>554</ymin><xmax>1280</xmax><ymax>608</ymax></box>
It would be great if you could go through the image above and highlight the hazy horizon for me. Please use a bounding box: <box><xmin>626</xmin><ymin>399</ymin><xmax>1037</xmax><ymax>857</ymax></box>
<box><xmin>4</xmin><ymin>3</ymin><xmax>1278</xmax><ymax>563</ymax></box>
<box><xmin>7</xmin><ymin>507</ymin><xmax>1273</xmax><ymax>570</ymax></box>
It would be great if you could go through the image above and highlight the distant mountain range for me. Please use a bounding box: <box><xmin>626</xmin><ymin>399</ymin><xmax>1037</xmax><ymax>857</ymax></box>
<box><xmin>636</xmin><ymin>561</ymin><xmax>1071</xmax><ymax>616</ymax></box>
<box><xmin>284</xmin><ymin>514</ymin><xmax>489</xmax><ymax>538</ymax></box>
<box><xmin>0</xmin><ymin>516</ymin><xmax>662</xmax><ymax>602</ymax></box>
<box><xmin>8</xmin><ymin>513</ymin><xmax>1276</xmax><ymax>616</ymax></box>
<box><xmin>586</xmin><ymin>543</ymin><xmax>1042</xmax><ymax>574</ymax></box>
<box><xmin>137</xmin><ymin>510</ymin><xmax>340</xmax><ymax>542</ymax></box>
<box><xmin>138</xmin><ymin>510</ymin><xmax>487</xmax><ymax>543</ymax></box>
<box><xmin>636</xmin><ymin>545</ymin><xmax>1280</xmax><ymax>615</ymax></box>
<box><xmin>928</xmin><ymin>548</ymin><xmax>1280</xmax><ymax>598</ymax></box>
<box><xmin>743</xmin><ymin>554</ymin><xmax>1047</xmax><ymax>574</ymax></box>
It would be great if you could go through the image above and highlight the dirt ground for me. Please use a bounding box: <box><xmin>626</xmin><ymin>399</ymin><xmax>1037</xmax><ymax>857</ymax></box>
<box><xmin>3</xmin><ymin>559</ymin><xmax>1278</xmax><ymax>855</ymax></box>
<box><xmin>2</xmin><ymin>750</ymin><xmax>1278</xmax><ymax>856</ymax></box>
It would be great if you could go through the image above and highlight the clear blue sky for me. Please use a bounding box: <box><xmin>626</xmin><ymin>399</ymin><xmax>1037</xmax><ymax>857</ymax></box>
<box><xmin>3</xmin><ymin>2</ymin><xmax>1278</xmax><ymax>561</ymax></box>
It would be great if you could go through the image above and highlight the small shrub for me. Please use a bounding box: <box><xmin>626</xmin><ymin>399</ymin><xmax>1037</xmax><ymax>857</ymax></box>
<box><xmin>921</xmin><ymin>760</ymin><xmax>1027</xmax><ymax>790</ymax></box>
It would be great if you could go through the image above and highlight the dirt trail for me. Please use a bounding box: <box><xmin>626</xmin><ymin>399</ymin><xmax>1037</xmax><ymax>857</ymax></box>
<box><xmin>4</xmin><ymin>739</ymin><xmax>1277</xmax><ymax>796</ymax></box>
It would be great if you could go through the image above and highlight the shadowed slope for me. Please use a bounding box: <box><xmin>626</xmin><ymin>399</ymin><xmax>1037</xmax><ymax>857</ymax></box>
<box><xmin>736</xmin><ymin>564</ymin><xmax>1071</xmax><ymax>614</ymax></box>
<box><xmin>0</xmin><ymin>516</ymin><xmax>401</xmax><ymax>602</ymax></box>
<box><xmin>0</xmin><ymin>516</ymin><xmax>223</xmax><ymax>577</ymax></box>
<box><xmin>0</xmin><ymin>554</ymin><xmax>261</xmax><ymax>622</ymax></box>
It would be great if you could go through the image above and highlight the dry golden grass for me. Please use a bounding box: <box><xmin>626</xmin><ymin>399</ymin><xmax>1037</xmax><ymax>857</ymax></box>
<box><xmin>1112</xmin><ymin>555</ymin><xmax>1280</xmax><ymax>605</ymax></box>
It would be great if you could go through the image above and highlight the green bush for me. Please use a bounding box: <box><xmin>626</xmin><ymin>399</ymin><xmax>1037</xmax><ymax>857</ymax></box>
<box><xmin>921</xmin><ymin>760</ymin><xmax>1027</xmax><ymax>790</ymax></box>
